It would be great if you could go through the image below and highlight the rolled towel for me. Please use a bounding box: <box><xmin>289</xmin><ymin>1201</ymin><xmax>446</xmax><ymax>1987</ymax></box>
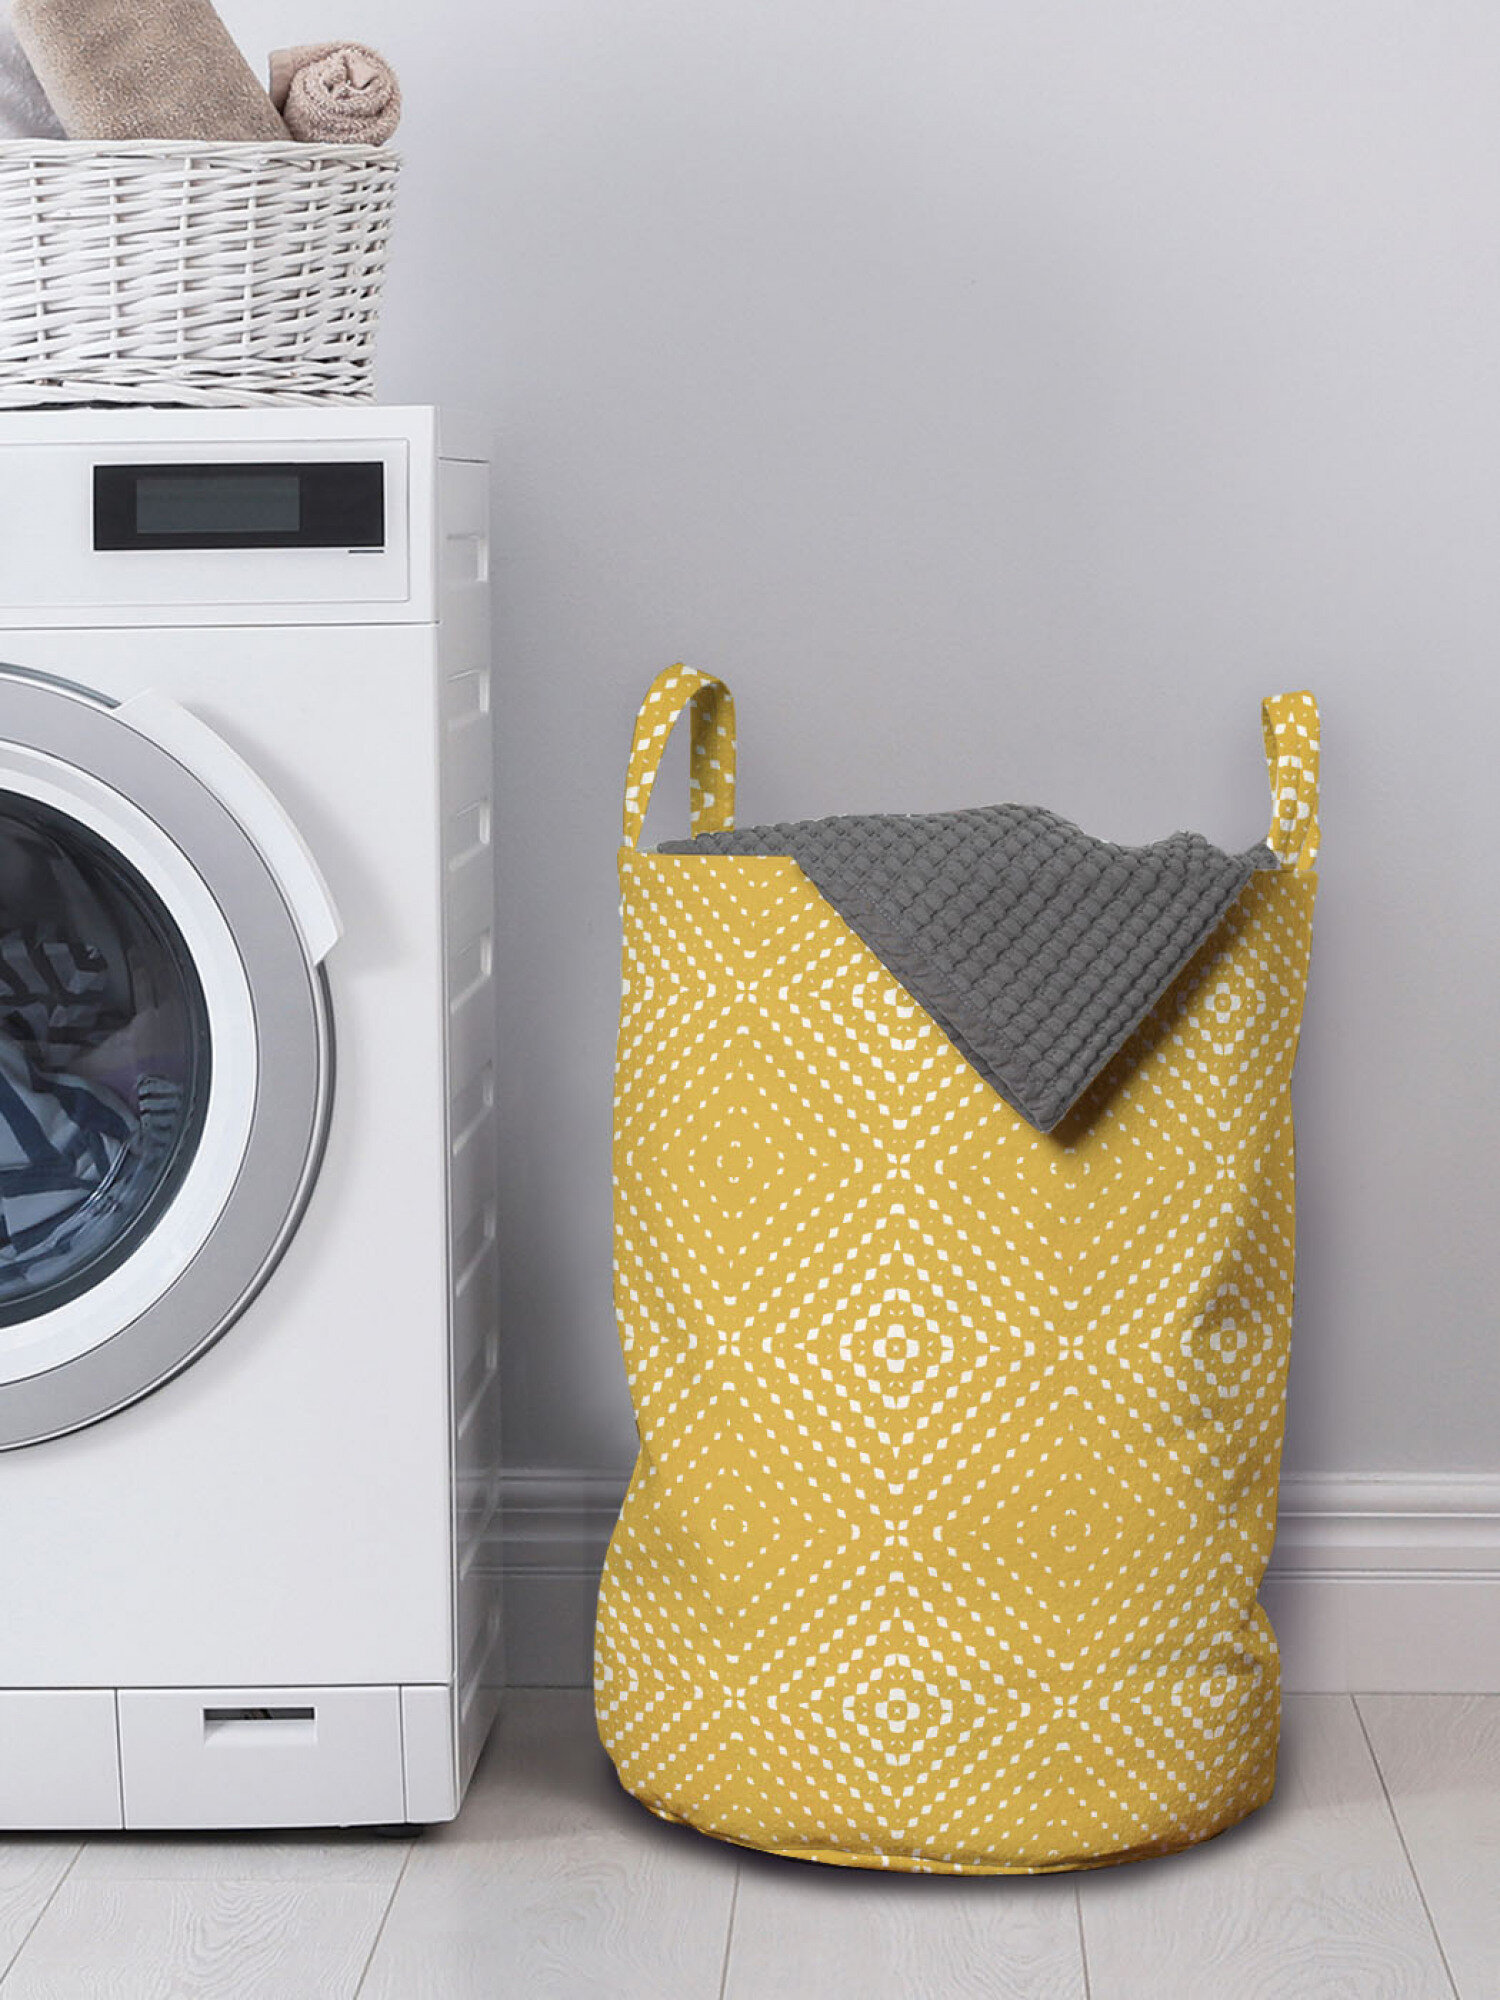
<box><xmin>0</xmin><ymin>9</ymin><xmax>63</xmax><ymax>137</ymax></box>
<box><xmin>269</xmin><ymin>41</ymin><xmax>399</xmax><ymax>146</ymax></box>
<box><xmin>12</xmin><ymin>0</ymin><xmax>288</xmax><ymax>141</ymax></box>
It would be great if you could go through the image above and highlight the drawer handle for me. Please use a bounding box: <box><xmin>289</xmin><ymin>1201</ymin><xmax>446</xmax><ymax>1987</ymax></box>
<box><xmin>203</xmin><ymin>1706</ymin><xmax>316</xmax><ymax>1744</ymax></box>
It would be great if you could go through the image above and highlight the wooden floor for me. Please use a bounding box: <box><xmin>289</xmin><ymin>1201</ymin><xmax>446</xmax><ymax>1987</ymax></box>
<box><xmin>0</xmin><ymin>1691</ymin><xmax>1493</xmax><ymax>1996</ymax></box>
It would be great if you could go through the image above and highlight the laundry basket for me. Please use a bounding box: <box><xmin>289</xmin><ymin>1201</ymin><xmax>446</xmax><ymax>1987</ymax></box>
<box><xmin>0</xmin><ymin>140</ymin><xmax>400</xmax><ymax>407</ymax></box>
<box><xmin>596</xmin><ymin>667</ymin><xmax>1321</xmax><ymax>1874</ymax></box>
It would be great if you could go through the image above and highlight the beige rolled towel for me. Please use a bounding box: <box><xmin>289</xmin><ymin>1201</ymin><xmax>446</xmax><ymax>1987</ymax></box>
<box><xmin>12</xmin><ymin>0</ymin><xmax>287</xmax><ymax>140</ymax></box>
<box><xmin>269</xmin><ymin>41</ymin><xmax>400</xmax><ymax>146</ymax></box>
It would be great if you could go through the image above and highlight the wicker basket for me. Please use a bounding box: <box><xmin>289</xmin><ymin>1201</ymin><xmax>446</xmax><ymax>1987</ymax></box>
<box><xmin>0</xmin><ymin>140</ymin><xmax>400</xmax><ymax>408</ymax></box>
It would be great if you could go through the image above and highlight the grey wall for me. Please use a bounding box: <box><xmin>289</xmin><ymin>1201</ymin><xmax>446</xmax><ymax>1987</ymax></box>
<box><xmin>229</xmin><ymin>0</ymin><xmax>1500</xmax><ymax>1477</ymax></box>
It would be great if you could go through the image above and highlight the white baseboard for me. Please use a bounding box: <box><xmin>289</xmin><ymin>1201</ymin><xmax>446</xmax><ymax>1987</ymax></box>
<box><xmin>494</xmin><ymin>1471</ymin><xmax>1500</xmax><ymax>1695</ymax></box>
<box><xmin>1269</xmin><ymin>1475</ymin><xmax>1500</xmax><ymax>1693</ymax></box>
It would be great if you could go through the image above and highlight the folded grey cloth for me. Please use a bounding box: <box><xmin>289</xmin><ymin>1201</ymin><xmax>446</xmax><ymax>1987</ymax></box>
<box><xmin>12</xmin><ymin>0</ymin><xmax>288</xmax><ymax>140</ymax></box>
<box><xmin>0</xmin><ymin>10</ymin><xmax>62</xmax><ymax>137</ymax></box>
<box><xmin>664</xmin><ymin>805</ymin><xmax>1279</xmax><ymax>1132</ymax></box>
<box><xmin>269</xmin><ymin>40</ymin><xmax>399</xmax><ymax>145</ymax></box>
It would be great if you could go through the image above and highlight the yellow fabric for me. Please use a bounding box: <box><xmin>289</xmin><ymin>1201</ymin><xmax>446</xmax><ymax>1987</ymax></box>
<box><xmin>621</xmin><ymin>663</ymin><xmax>737</xmax><ymax>848</ymax></box>
<box><xmin>597</xmin><ymin>668</ymin><xmax>1320</xmax><ymax>1873</ymax></box>
<box><xmin>1262</xmin><ymin>690</ymin><xmax>1320</xmax><ymax>873</ymax></box>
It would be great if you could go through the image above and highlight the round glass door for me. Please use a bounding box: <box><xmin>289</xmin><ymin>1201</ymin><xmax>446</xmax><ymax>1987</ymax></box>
<box><xmin>0</xmin><ymin>793</ymin><xmax>211</xmax><ymax>1325</ymax></box>
<box><xmin>0</xmin><ymin>666</ymin><xmax>336</xmax><ymax>1451</ymax></box>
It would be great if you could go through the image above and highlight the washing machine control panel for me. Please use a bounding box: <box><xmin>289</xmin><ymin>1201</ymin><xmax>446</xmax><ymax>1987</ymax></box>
<box><xmin>0</xmin><ymin>437</ymin><xmax>415</xmax><ymax>619</ymax></box>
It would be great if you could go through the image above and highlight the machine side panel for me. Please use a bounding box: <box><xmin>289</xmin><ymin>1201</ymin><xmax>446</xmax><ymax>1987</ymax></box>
<box><xmin>438</xmin><ymin>455</ymin><xmax>502</xmax><ymax>1798</ymax></box>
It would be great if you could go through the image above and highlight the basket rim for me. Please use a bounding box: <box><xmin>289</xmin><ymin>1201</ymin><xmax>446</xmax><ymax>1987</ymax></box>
<box><xmin>0</xmin><ymin>138</ymin><xmax>400</xmax><ymax>163</ymax></box>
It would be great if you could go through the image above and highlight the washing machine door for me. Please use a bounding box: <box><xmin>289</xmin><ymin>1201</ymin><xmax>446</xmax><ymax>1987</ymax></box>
<box><xmin>0</xmin><ymin>667</ymin><xmax>338</xmax><ymax>1448</ymax></box>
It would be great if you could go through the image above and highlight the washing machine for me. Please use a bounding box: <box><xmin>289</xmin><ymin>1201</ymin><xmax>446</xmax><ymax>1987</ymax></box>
<box><xmin>0</xmin><ymin>406</ymin><xmax>500</xmax><ymax>1829</ymax></box>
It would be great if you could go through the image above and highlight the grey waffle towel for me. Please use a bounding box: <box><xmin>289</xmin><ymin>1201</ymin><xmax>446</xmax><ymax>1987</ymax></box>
<box><xmin>664</xmin><ymin>805</ymin><xmax>1279</xmax><ymax>1131</ymax></box>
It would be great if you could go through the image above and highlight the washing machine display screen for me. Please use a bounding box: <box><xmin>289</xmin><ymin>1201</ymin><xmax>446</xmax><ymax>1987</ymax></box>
<box><xmin>136</xmin><ymin>472</ymin><xmax>302</xmax><ymax>538</ymax></box>
<box><xmin>0</xmin><ymin>796</ymin><xmax>211</xmax><ymax>1326</ymax></box>
<box><xmin>93</xmin><ymin>461</ymin><xmax>385</xmax><ymax>550</ymax></box>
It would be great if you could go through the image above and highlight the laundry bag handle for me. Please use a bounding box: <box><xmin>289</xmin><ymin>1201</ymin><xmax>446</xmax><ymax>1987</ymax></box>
<box><xmin>623</xmin><ymin>665</ymin><xmax>737</xmax><ymax>849</ymax></box>
<box><xmin>1261</xmin><ymin>690</ymin><xmax>1320</xmax><ymax>873</ymax></box>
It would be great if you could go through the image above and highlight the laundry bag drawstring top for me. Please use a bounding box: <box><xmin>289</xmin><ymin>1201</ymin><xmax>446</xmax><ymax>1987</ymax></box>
<box><xmin>597</xmin><ymin>667</ymin><xmax>1319</xmax><ymax>1874</ymax></box>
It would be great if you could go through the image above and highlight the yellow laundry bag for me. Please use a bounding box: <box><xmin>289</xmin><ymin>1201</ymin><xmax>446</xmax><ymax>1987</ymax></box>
<box><xmin>596</xmin><ymin>666</ymin><xmax>1319</xmax><ymax>1873</ymax></box>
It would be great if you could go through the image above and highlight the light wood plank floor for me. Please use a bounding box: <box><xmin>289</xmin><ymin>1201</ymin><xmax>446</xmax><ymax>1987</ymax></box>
<box><xmin>0</xmin><ymin>1692</ymin><xmax>1491</xmax><ymax>1997</ymax></box>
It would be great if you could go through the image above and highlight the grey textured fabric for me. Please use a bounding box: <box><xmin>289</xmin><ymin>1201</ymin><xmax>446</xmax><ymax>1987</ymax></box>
<box><xmin>663</xmin><ymin>804</ymin><xmax>1279</xmax><ymax>1131</ymax></box>
<box><xmin>0</xmin><ymin>14</ymin><xmax>64</xmax><ymax>138</ymax></box>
